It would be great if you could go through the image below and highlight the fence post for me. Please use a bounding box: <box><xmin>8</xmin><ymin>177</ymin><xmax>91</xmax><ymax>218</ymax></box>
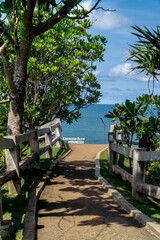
<box><xmin>55</xmin><ymin>119</ymin><xmax>62</xmax><ymax>148</ymax></box>
<box><xmin>45</xmin><ymin>127</ymin><xmax>53</xmax><ymax>158</ymax></box>
<box><xmin>5</xmin><ymin>136</ymin><xmax>21</xmax><ymax>195</ymax></box>
<box><xmin>110</xmin><ymin>123</ymin><xmax>116</xmax><ymax>139</ymax></box>
<box><xmin>118</xmin><ymin>132</ymin><xmax>123</xmax><ymax>143</ymax></box>
<box><xmin>29</xmin><ymin>129</ymin><xmax>40</xmax><ymax>169</ymax></box>
<box><xmin>132</xmin><ymin>149</ymin><xmax>145</xmax><ymax>202</ymax></box>
<box><xmin>108</xmin><ymin>132</ymin><xmax>118</xmax><ymax>174</ymax></box>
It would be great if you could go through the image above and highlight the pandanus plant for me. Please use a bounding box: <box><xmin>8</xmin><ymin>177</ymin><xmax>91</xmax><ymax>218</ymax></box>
<box><xmin>128</xmin><ymin>25</ymin><xmax>160</xmax><ymax>93</ymax></box>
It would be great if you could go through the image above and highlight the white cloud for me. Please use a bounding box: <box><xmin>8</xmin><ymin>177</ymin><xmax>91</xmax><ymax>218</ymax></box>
<box><xmin>108</xmin><ymin>62</ymin><xmax>131</xmax><ymax>77</ymax></box>
<box><xmin>93</xmin><ymin>70</ymin><xmax>100</xmax><ymax>77</ymax></box>
<box><xmin>122</xmin><ymin>51</ymin><xmax>130</xmax><ymax>61</ymax></box>
<box><xmin>91</xmin><ymin>11</ymin><xmax>130</xmax><ymax>31</ymax></box>
<box><xmin>108</xmin><ymin>62</ymin><xmax>148</xmax><ymax>81</ymax></box>
<box><xmin>81</xmin><ymin>0</ymin><xmax>130</xmax><ymax>31</ymax></box>
<box><xmin>81</xmin><ymin>0</ymin><xmax>92</xmax><ymax>11</ymax></box>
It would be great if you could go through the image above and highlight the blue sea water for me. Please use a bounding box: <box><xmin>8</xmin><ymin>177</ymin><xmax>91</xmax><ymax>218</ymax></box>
<box><xmin>61</xmin><ymin>104</ymin><xmax>113</xmax><ymax>144</ymax></box>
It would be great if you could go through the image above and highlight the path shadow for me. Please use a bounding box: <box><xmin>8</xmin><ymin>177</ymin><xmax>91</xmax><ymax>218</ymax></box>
<box><xmin>37</xmin><ymin>159</ymin><xmax>143</xmax><ymax>230</ymax></box>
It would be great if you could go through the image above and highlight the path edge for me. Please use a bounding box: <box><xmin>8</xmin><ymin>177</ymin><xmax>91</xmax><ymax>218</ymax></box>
<box><xmin>95</xmin><ymin>147</ymin><xmax>160</xmax><ymax>239</ymax></box>
<box><xmin>22</xmin><ymin>145</ymin><xmax>72</xmax><ymax>240</ymax></box>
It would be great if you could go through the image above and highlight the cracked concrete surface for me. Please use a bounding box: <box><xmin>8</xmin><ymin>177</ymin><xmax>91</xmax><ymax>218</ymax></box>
<box><xmin>36</xmin><ymin>144</ymin><xmax>159</xmax><ymax>240</ymax></box>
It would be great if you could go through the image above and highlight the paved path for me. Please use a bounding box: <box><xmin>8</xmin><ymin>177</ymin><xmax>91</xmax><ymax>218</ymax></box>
<box><xmin>37</xmin><ymin>144</ymin><xmax>159</xmax><ymax>240</ymax></box>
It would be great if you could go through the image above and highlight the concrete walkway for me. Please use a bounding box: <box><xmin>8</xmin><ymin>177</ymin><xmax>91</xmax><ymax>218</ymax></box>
<box><xmin>37</xmin><ymin>144</ymin><xmax>159</xmax><ymax>240</ymax></box>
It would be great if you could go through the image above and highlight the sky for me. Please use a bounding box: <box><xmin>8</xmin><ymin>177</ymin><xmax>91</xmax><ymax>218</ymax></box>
<box><xmin>81</xmin><ymin>0</ymin><xmax>160</xmax><ymax>104</ymax></box>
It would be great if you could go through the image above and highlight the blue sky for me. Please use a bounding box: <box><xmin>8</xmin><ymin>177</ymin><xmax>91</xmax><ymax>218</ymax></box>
<box><xmin>81</xmin><ymin>0</ymin><xmax>160</xmax><ymax>104</ymax></box>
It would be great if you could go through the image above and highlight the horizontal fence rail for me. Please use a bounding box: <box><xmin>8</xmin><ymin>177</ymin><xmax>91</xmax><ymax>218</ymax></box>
<box><xmin>111</xmin><ymin>165</ymin><xmax>132</xmax><ymax>185</ymax></box>
<box><xmin>0</xmin><ymin>118</ymin><xmax>62</xmax><ymax>227</ymax></box>
<box><xmin>111</xmin><ymin>143</ymin><xmax>133</xmax><ymax>159</ymax></box>
<box><xmin>0</xmin><ymin>137</ymin><xmax>14</xmax><ymax>149</ymax></box>
<box><xmin>108</xmin><ymin>123</ymin><xmax>160</xmax><ymax>202</ymax></box>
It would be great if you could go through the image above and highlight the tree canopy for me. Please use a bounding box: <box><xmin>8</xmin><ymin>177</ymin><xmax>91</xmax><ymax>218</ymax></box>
<box><xmin>0</xmin><ymin>0</ymin><xmax>103</xmax><ymax>134</ymax></box>
<box><xmin>23</xmin><ymin>16</ymin><xmax>107</xmax><ymax>128</ymax></box>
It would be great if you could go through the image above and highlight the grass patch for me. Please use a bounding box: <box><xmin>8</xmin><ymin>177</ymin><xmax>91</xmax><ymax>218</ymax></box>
<box><xmin>118</xmin><ymin>154</ymin><xmax>133</xmax><ymax>174</ymax></box>
<box><xmin>100</xmin><ymin>150</ymin><xmax>160</xmax><ymax>223</ymax></box>
<box><xmin>1</xmin><ymin>141</ymin><xmax>69</xmax><ymax>240</ymax></box>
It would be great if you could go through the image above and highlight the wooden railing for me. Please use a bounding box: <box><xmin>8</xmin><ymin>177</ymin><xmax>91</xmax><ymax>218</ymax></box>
<box><xmin>0</xmin><ymin>118</ymin><xmax>62</xmax><ymax>226</ymax></box>
<box><xmin>108</xmin><ymin>123</ymin><xmax>160</xmax><ymax>202</ymax></box>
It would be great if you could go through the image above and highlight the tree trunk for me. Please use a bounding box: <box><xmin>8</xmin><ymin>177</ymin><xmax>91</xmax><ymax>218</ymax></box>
<box><xmin>7</xmin><ymin>38</ymin><xmax>33</xmax><ymax>135</ymax></box>
<box><xmin>7</xmin><ymin>99</ymin><xmax>24</xmax><ymax>135</ymax></box>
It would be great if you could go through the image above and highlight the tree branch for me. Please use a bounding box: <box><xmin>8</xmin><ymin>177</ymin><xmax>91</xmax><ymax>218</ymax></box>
<box><xmin>33</xmin><ymin>0</ymin><xmax>101</xmax><ymax>37</ymax></box>
<box><xmin>95</xmin><ymin>7</ymin><xmax>116</xmax><ymax>12</ymax></box>
<box><xmin>0</xmin><ymin>39</ymin><xmax>17</xmax><ymax>97</ymax></box>
<box><xmin>66</xmin><ymin>0</ymin><xmax>102</xmax><ymax>19</ymax></box>
<box><xmin>0</xmin><ymin>96</ymin><xmax>10</xmax><ymax>105</ymax></box>
<box><xmin>33</xmin><ymin>1</ymin><xmax>77</xmax><ymax>36</ymax></box>
<box><xmin>21</xmin><ymin>0</ymin><xmax>37</xmax><ymax>44</ymax></box>
<box><xmin>0</xmin><ymin>40</ymin><xmax>8</xmax><ymax>54</ymax></box>
<box><xmin>23</xmin><ymin>0</ymin><xmax>37</xmax><ymax>28</ymax></box>
<box><xmin>0</xmin><ymin>22</ymin><xmax>15</xmax><ymax>47</ymax></box>
<box><xmin>39</xmin><ymin>98</ymin><xmax>59</xmax><ymax>126</ymax></box>
<box><xmin>11</xmin><ymin>1</ymin><xmax>19</xmax><ymax>48</ymax></box>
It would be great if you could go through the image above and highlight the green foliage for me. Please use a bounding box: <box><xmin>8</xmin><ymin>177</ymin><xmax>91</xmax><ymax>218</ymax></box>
<box><xmin>105</xmin><ymin>99</ymin><xmax>143</xmax><ymax>147</ymax></box>
<box><xmin>23</xmin><ymin>15</ymin><xmax>106</xmax><ymax>128</ymax></box>
<box><xmin>105</xmin><ymin>94</ymin><xmax>160</xmax><ymax>151</ymax></box>
<box><xmin>137</xmin><ymin>116</ymin><xmax>159</xmax><ymax>150</ymax></box>
<box><xmin>0</xmin><ymin>0</ymin><xmax>103</xmax><ymax>135</ymax></box>
<box><xmin>128</xmin><ymin>25</ymin><xmax>160</xmax><ymax>87</ymax></box>
<box><xmin>0</xmin><ymin>5</ymin><xmax>107</xmax><ymax>130</ymax></box>
<box><xmin>0</xmin><ymin>11</ymin><xmax>107</xmax><ymax>131</ymax></box>
<box><xmin>0</xmin><ymin>149</ymin><xmax>4</xmax><ymax>169</ymax></box>
<box><xmin>0</xmin><ymin>75</ymin><xmax>9</xmax><ymax>136</ymax></box>
<box><xmin>118</xmin><ymin>154</ymin><xmax>133</xmax><ymax>174</ymax></box>
<box><xmin>146</xmin><ymin>162</ymin><xmax>160</xmax><ymax>186</ymax></box>
<box><xmin>105</xmin><ymin>99</ymin><xmax>144</xmax><ymax>173</ymax></box>
<box><xmin>136</xmin><ymin>94</ymin><xmax>160</xmax><ymax>150</ymax></box>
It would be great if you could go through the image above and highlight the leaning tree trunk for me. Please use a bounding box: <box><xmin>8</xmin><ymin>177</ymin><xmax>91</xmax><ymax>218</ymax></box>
<box><xmin>7</xmin><ymin>37</ymin><xmax>33</xmax><ymax>135</ymax></box>
<box><xmin>7</xmin><ymin>53</ymin><xmax>29</xmax><ymax>135</ymax></box>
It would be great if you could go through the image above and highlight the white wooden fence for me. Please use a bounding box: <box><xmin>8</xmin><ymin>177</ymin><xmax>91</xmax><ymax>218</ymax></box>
<box><xmin>108</xmin><ymin>124</ymin><xmax>160</xmax><ymax>202</ymax></box>
<box><xmin>0</xmin><ymin>118</ymin><xmax>62</xmax><ymax>226</ymax></box>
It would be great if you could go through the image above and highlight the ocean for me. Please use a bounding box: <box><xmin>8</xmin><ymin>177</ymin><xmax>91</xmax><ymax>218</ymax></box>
<box><xmin>61</xmin><ymin>104</ymin><xmax>114</xmax><ymax>144</ymax></box>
